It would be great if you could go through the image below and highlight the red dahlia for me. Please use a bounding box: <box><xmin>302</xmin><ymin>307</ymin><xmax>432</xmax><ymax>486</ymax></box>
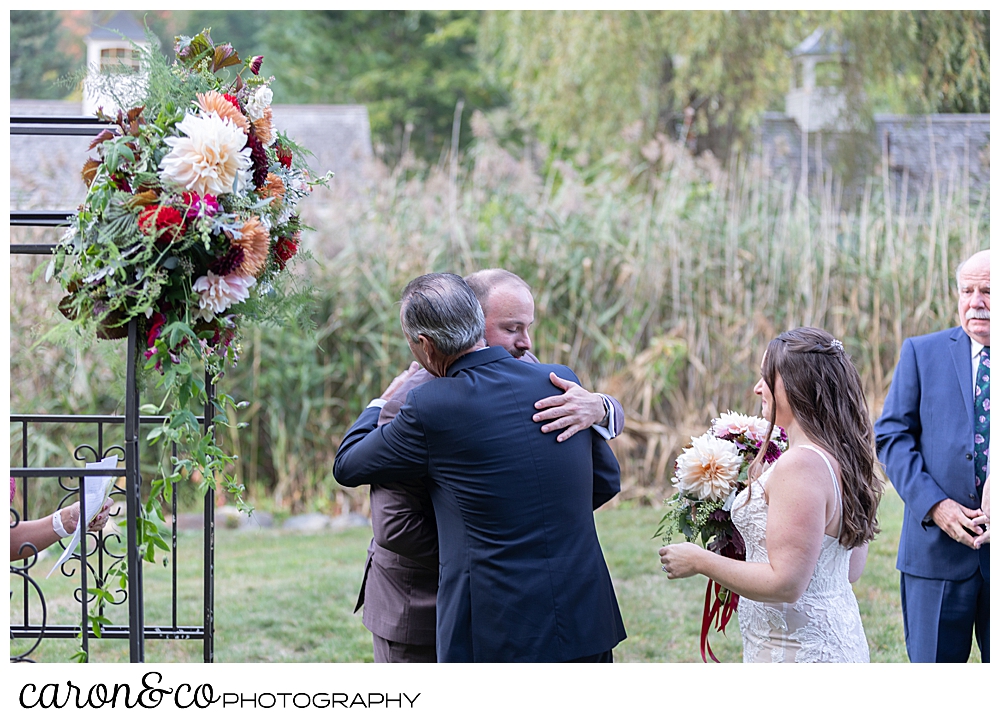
<box><xmin>273</xmin><ymin>236</ymin><xmax>298</xmax><ymax>269</ymax></box>
<box><xmin>275</xmin><ymin>144</ymin><xmax>293</xmax><ymax>169</ymax></box>
<box><xmin>138</xmin><ymin>205</ymin><xmax>186</xmax><ymax>244</ymax></box>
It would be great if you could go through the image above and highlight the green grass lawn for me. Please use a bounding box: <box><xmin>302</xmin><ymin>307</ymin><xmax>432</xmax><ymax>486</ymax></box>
<box><xmin>9</xmin><ymin>486</ymin><xmax>981</xmax><ymax>663</ymax></box>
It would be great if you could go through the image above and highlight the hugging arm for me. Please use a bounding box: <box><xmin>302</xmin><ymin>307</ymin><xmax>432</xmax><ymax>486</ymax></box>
<box><xmin>333</xmin><ymin>402</ymin><xmax>431</xmax><ymax>489</ymax></box>
<box><xmin>370</xmin><ymin>482</ymin><xmax>438</xmax><ymax>569</ymax></box>
<box><xmin>534</xmin><ymin>372</ymin><xmax>625</xmax><ymax>442</ymax></box>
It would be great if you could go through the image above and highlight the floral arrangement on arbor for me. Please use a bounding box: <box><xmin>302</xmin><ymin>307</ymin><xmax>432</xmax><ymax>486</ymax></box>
<box><xmin>656</xmin><ymin>411</ymin><xmax>787</xmax><ymax>662</ymax></box>
<box><xmin>47</xmin><ymin>29</ymin><xmax>323</xmax><ymax>595</ymax></box>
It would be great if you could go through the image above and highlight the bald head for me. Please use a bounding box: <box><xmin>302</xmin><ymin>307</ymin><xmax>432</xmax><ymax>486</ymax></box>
<box><xmin>464</xmin><ymin>269</ymin><xmax>535</xmax><ymax>358</ymax></box>
<box><xmin>956</xmin><ymin>249</ymin><xmax>990</xmax><ymax>346</ymax></box>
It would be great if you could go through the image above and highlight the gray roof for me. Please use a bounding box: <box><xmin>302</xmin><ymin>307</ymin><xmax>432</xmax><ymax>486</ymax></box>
<box><xmin>790</xmin><ymin>27</ymin><xmax>846</xmax><ymax>57</ymax></box>
<box><xmin>86</xmin><ymin>11</ymin><xmax>148</xmax><ymax>42</ymax></box>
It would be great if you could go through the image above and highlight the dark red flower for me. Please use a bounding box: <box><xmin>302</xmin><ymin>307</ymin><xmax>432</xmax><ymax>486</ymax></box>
<box><xmin>146</xmin><ymin>312</ymin><xmax>167</xmax><ymax>349</ymax></box>
<box><xmin>250</xmin><ymin>55</ymin><xmax>264</xmax><ymax>75</ymax></box>
<box><xmin>223</xmin><ymin>93</ymin><xmax>241</xmax><ymax>109</ymax></box>
<box><xmin>273</xmin><ymin>236</ymin><xmax>299</xmax><ymax>270</ymax></box>
<box><xmin>244</xmin><ymin>132</ymin><xmax>269</xmax><ymax>188</ymax></box>
<box><xmin>138</xmin><ymin>205</ymin><xmax>186</xmax><ymax>244</ymax></box>
<box><xmin>210</xmin><ymin>245</ymin><xmax>246</xmax><ymax>276</ymax></box>
<box><xmin>275</xmin><ymin>144</ymin><xmax>293</xmax><ymax>169</ymax></box>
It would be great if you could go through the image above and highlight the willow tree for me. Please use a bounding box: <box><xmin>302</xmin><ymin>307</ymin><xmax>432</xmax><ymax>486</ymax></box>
<box><xmin>479</xmin><ymin>10</ymin><xmax>990</xmax><ymax>159</ymax></box>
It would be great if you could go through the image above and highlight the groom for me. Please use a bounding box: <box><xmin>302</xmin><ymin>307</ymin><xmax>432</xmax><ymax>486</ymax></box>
<box><xmin>334</xmin><ymin>273</ymin><xmax>626</xmax><ymax>662</ymax></box>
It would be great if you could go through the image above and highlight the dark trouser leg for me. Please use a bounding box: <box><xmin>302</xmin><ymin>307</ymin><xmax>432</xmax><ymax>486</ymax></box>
<box><xmin>372</xmin><ymin>633</ymin><xmax>437</xmax><ymax>663</ymax></box>
<box><xmin>974</xmin><ymin>572</ymin><xmax>989</xmax><ymax>663</ymax></box>
<box><xmin>565</xmin><ymin>649</ymin><xmax>614</xmax><ymax>663</ymax></box>
<box><xmin>901</xmin><ymin>571</ymin><xmax>983</xmax><ymax>662</ymax></box>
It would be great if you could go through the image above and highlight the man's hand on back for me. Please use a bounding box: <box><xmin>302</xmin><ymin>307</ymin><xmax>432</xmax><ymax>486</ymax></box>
<box><xmin>533</xmin><ymin>372</ymin><xmax>608</xmax><ymax>443</ymax></box>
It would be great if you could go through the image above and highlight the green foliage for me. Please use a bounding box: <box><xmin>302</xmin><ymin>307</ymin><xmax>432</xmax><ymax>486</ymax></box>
<box><xmin>481</xmin><ymin>10</ymin><xmax>991</xmax><ymax>158</ymax></box>
<box><xmin>233</xmin><ymin>10</ymin><xmax>503</xmax><ymax>162</ymax></box>
<box><xmin>10</xmin><ymin>10</ymin><xmax>77</xmax><ymax>99</ymax></box>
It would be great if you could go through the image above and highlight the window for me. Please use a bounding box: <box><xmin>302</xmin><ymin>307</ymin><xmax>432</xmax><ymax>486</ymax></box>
<box><xmin>100</xmin><ymin>47</ymin><xmax>140</xmax><ymax>71</ymax></box>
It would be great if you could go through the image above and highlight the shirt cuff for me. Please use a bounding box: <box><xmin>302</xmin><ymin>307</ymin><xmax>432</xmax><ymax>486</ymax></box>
<box><xmin>590</xmin><ymin>394</ymin><xmax>615</xmax><ymax>440</ymax></box>
<box><xmin>367</xmin><ymin>399</ymin><xmax>388</xmax><ymax>409</ymax></box>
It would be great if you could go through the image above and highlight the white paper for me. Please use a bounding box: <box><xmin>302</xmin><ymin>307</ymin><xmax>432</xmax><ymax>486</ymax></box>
<box><xmin>47</xmin><ymin>455</ymin><xmax>119</xmax><ymax>578</ymax></box>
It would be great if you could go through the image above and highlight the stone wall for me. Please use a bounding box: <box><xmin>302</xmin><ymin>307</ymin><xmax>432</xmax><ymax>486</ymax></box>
<box><xmin>10</xmin><ymin>99</ymin><xmax>374</xmax><ymax>211</ymax></box>
<box><xmin>758</xmin><ymin>111</ymin><xmax>989</xmax><ymax>201</ymax></box>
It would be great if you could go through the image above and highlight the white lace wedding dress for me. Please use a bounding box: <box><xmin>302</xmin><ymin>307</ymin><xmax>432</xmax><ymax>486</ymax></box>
<box><xmin>730</xmin><ymin>444</ymin><xmax>870</xmax><ymax>663</ymax></box>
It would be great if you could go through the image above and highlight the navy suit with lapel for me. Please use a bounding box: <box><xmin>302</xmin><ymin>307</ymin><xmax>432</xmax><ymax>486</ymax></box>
<box><xmin>875</xmin><ymin>326</ymin><xmax>989</xmax><ymax>661</ymax></box>
<box><xmin>335</xmin><ymin>346</ymin><xmax>626</xmax><ymax>662</ymax></box>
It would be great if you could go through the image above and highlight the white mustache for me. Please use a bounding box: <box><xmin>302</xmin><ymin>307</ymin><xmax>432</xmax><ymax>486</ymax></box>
<box><xmin>965</xmin><ymin>309</ymin><xmax>990</xmax><ymax>320</ymax></box>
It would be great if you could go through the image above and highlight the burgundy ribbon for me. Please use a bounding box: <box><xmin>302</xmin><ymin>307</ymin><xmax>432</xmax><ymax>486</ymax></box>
<box><xmin>700</xmin><ymin>579</ymin><xmax>740</xmax><ymax>663</ymax></box>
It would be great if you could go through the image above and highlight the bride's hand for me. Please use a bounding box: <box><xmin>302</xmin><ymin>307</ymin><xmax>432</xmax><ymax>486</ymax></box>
<box><xmin>659</xmin><ymin>542</ymin><xmax>704</xmax><ymax>579</ymax></box>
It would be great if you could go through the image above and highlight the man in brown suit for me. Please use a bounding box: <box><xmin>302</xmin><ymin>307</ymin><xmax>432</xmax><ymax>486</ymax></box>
<box><xmin>353</xmin><ymin>269</ymin><xmax>624</xmax><ymax>662</ymax></box>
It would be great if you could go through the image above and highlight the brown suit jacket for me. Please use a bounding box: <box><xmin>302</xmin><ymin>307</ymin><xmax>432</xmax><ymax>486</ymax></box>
<box><xmin>354</xmin><ymin>368</ymin><xmax>438</xmax><ymax>646</ymax></box>
<box><xmin>353</xmin><ymin>350</ymin><xmax>624</xmax><ymax>646</ymax></box>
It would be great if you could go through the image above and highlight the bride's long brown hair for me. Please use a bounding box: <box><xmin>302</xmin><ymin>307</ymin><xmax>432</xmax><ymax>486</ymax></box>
<box><xmin>750</xmin><ymin>327</ymin><xmax>883</xmax><ymax>548</ymax></box>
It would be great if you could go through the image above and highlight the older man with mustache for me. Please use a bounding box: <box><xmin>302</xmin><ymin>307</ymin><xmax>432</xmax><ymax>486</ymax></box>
<box><xmin>876</xmin><ymin>248</ymin><xmax>991</xmax><ymax>663</ymax></box>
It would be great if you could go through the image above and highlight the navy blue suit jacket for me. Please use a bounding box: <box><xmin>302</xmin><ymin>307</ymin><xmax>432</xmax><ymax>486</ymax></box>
<box><xmin>874</xmin><ymin>327</ymin><xmax>989</xmax><ymax>581</ymax></box>
<box><xmin>334</xmin><ymin>346</ymin><xmax>627</xmax><ymax>662</ymax></box>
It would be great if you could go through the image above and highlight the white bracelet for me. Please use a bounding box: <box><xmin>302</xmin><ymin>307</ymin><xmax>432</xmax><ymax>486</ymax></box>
<box><xmin>52</xmin><ymin>509</ymin><xmax>71</xmax><ymax>538</ymax></box>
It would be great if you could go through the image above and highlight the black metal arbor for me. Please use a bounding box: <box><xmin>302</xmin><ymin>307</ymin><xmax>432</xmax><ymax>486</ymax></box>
<box><xmin>10</xmin><ymin>115</ymin><xmax>215</xmax><ymax>663</ymax></box>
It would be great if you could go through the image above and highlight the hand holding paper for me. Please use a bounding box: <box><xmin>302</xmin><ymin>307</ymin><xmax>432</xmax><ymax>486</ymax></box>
<box><xmin>47</xmin><ymin>455</ymin><xmax>119</xmax><ymax>578</ymax></box>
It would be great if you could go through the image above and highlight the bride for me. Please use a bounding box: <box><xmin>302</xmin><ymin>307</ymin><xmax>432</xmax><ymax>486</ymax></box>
<box><xmin>660</xmin><ymin>327</ymin><xmax>884</xmax><ymax>663</ymax></box>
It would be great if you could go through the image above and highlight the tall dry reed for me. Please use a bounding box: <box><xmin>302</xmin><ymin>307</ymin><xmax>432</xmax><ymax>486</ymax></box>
<box><xmin>10</xmin><ymin>119</ymin><xmax>988</xmax><ymax>511</ymax></box>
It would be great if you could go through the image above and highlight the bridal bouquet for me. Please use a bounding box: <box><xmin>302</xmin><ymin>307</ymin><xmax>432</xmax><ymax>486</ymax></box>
<box><xmin>656</xmin><ymin>411</ymin><xmax>787</xmax><ymax>662</ymax></box>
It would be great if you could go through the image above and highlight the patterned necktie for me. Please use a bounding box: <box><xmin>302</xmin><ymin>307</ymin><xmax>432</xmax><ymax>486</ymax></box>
<box><xmin>974</xmin><ymin>347</ymin><xmax>990</xmax><ymax>489</ymax></box>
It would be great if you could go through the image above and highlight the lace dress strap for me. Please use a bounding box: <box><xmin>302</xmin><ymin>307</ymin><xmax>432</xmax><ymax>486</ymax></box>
<box><xmin>798</xmin><ymin>444</ymin><xmax>842</xmax><ymax>537</ymax></box>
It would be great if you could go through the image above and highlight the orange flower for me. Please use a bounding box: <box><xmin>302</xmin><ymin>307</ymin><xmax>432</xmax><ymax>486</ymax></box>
<box><xmin>252</xmin><ymin>107</ymin><xmax>274</xmax><ymax>146</ymax></box>
<box><xmin>259</xmin><ymin>173</ymin><xmax>285</xmax><ymax>205</ymax></box>
<box><xmin>230</xmin><ymin>216</ymin><xmax>270</xmax><ymax>276</ymax></box>
<box><xmin>196</xmin><ymin>90</ymin><xmax>249</xmax><ymax>133</ymax></box>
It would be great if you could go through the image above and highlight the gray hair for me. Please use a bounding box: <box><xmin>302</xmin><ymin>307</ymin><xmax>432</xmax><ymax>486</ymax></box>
<box><xmin>400</xmin><ymin>273</ymin><xmax>486</xmax><ymax>356</ymax></box>
<box><xmin>464</xmin><ymin>269</ymin><xmax>531</xmax><ymax>314</ymax></box>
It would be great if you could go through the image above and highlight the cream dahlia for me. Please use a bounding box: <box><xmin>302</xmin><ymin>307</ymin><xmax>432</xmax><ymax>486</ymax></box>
<box><xmin>196</xmin><ymin>91</ymin><xmax>249</xmax><ymax>133</ymax></box>
<box><xmin>230</xmin><ymin>216</ymin><xmax>270</xmax><ymax>276</ymax></box>
<box><xmin>672</xmin><ymin>433</ymin><xmax>742</xmax><ymax>501</ymax></box>
<box><xmin>159</xmin><ymin>112</ymin><xmax>251</xmax><ymax>197</ymax></box>
<box><xmin>192</xmin><ymin>272</ymin><xmax>256</xmax><ymax>321</ymax></box>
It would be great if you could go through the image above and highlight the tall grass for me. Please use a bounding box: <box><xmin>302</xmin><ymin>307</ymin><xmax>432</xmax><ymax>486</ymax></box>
<box><xmin>9</xmin><ymin>117</ymin><xmax>989</xmax><ymax>513</ymax></box>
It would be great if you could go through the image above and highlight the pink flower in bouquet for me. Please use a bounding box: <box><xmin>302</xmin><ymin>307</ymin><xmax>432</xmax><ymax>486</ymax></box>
<box><xmin>711</xmin><ymin>411</ymin><xmax>772</xmax><ymax>443</ymax></box>
<box><xmin>673</xmin><ymin>433</ymin><xmax>742</xmax><ymax>501</ymax></box>
<box><xmin>192</xmin><ymin>272</ymin><xmax>256</xmax><ymax>321</ymax></box>
<box><xmin>180</xmin><ymin>191</ymin><xmax>220</xmax><ymax>219</ymax></box>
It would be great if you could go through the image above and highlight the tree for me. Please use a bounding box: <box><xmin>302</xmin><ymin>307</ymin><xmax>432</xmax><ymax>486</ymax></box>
<box><xmin>480</xmin><ymin>10</ymin><xmax>990</xmax><ymax>160</ymax></box>
<box><xmin>10</xmin><ymin>10</ymin><xmax>76</xmax><ymax>99</ymax></box>
<box><xmin>257</xmin><ymin>10</ymin><xmax>502</xmax><ymax>162</ymax></box>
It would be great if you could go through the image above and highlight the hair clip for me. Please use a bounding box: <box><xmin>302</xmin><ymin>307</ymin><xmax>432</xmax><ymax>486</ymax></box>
<box><xmin>831</xmin><ymin>339</ymin><xmax>844</xmax><ymax>353</ymax></box>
